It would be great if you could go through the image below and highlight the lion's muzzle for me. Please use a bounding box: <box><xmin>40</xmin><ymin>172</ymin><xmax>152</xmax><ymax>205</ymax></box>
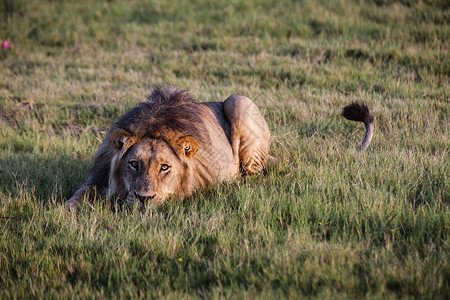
<box><xmin>134</xmin><ymin>191</ymin><xmax>156</xmax><ymax>204</ymax></box>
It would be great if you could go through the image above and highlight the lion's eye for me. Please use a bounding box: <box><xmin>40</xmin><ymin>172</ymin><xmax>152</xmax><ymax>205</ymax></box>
<box><xmin>129</xmin><ymin>161</ymin><xmax>139</xmax><ymax>169</ymax></box>
<box><xmin>160</xmin><ymin>164</ymin><xmax>170</xmax><ymax>172</ymax></box>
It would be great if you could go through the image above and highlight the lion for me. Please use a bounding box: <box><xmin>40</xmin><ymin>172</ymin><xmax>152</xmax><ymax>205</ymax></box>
<box><xmin>65</xmin><ymin>86</ymin><xmax>374</xmax><ymax>211</ymax></box>
<box><xmin>65</xmin><ymin>86</ymin><xmax>271</xmax><ymax>211</ymax></box>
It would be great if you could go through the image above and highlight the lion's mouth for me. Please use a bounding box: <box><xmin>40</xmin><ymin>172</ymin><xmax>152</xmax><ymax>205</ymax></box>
<box><xmin>124</xmin><ymin>191</ymin><xmax>158</xmax><ymax>208</ymax></box>
<box><xmin>133</xmin><ymin>191</ymin><xmax>156</xmax><ymax>203</ymax></box>
<box><xmin>122</xmin><ymin>190</ymin><xmax>175</xmax><ymax>209</ymax></box>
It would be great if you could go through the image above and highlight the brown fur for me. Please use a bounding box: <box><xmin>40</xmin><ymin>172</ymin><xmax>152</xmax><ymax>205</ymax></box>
<box><xmin>65</xmin><ymin>86</ymin><xmax>271</xmax><ymax>211</ymax></box>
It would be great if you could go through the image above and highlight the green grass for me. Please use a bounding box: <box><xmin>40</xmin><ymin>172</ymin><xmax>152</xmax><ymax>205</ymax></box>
<box><xmin>1</xmin><ymin>0</ymin><xmax>449</xmax><ymax>298</ymax></box>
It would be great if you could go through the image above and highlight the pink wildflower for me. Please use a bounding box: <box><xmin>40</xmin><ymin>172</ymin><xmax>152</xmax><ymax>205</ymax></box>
<box><xmin>3</xmin><ymin>41</ymin><xmax>10</xmax><ymax>49</ymax></box>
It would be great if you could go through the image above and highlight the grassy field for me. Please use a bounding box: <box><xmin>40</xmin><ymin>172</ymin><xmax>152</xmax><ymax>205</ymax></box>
<box><xmin>0</xmin><ymin>0</ymin><xmax>449</xmax><ymax>298</ymax></box>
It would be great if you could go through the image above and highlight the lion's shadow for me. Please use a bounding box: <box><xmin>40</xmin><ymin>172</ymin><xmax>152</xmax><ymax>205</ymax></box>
<box><xmin>0</xmin><ymin>152</ymin><xmax>92</xmax><ymax>204</ymax></box>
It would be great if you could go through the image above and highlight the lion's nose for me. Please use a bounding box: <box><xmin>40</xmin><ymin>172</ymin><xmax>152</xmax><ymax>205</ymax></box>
<box><xmin>134</xmin><ymin>191</ymin><xmax>156</xmax><ymax>203</ymax></box>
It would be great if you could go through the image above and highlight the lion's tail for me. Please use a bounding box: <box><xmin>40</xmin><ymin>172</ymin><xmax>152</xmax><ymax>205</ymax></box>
<box><xmin>341</xmin><ymin>103</ymin><xmax>374</xmax><ymax>151</ymax></box>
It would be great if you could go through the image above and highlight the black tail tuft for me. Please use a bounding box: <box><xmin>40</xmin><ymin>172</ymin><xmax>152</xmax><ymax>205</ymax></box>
<box><xmin>341</xmin><ymin>103</ymin><xmax>375</xmax><ymax>151</ymax></box>
<box><xmin>341</xmin><ymin>103</ymin><xmax>374</xmax><ymax>124</ymax></box>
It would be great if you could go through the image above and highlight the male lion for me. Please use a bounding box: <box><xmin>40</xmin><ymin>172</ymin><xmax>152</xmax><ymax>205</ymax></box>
<box><xmin>65</xmin><ymin>86</ymin><xmax>374</xmax><ymax>211</ymax></box>
<box><xmin>65</xmin><ymin>86</ymin><xmax>271</xmax><ymax>211</ymax></box>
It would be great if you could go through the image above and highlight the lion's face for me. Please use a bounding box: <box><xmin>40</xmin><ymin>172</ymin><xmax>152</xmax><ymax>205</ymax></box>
<box><xmin>121</xmin><ymin>138</ymin><xmax>182</xmax><ymax>205</ymax></box>
<box><xmin>109</xmin><ymin>129</ymin><xmax>198</xmax><ymax>207</ymax></box>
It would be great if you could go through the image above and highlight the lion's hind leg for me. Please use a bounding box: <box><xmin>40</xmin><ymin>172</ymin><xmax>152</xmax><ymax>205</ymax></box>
<box><xmin>223</xmin><ymin>94</ymin><xmax>271</xmax><ymax>175</ymax></box>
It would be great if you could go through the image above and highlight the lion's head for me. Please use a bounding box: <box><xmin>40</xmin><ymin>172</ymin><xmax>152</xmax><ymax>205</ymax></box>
<box><xmin>104</xmin><ymin>86</ymin><xmax>214</xmax><ymax>207</ymax></box>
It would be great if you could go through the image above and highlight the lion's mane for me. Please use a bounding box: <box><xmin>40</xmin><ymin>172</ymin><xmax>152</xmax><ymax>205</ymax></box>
<box><xmin>86</xmin><ymin>86</ymin><xmax>217</xmax><ymax>199</ymax></box>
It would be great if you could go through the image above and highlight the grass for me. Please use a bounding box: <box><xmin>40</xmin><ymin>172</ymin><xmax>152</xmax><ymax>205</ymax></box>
<box><xmin>0</xmin><ymin>0</ymin><xmax>449</xmax><ymax>298</ymax></box>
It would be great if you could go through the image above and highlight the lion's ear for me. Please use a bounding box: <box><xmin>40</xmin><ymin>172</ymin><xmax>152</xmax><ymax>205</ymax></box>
<box><xmin>110</xmin><ymin>129</ymin><xmax>137</xmax><ymax>151</ymax></box>
<box><xmin>176</xmin><ymin>136</ymin><xmax>198</xmax><ymax>158</ymax></box>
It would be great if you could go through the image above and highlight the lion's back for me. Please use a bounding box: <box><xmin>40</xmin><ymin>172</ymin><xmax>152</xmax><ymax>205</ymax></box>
<box><xmin>197</xmin><ymin>102</ymin><xmax>238</xmax><ymax>179</ymax></box>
